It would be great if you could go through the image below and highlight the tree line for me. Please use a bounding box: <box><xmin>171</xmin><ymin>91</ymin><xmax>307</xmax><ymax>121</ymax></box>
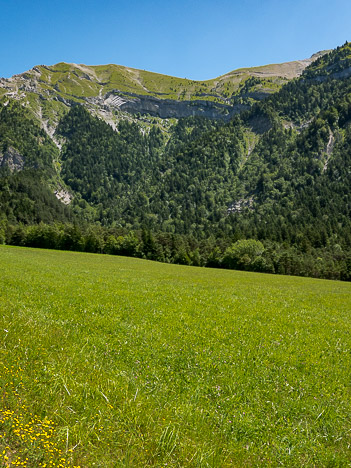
<box><xmin>1</xmin><ymin>221</ymin><xmax>350</xmax><ymax>281</ymax></box>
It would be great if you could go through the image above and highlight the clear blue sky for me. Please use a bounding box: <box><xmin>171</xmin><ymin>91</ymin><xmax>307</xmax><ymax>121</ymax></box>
<box><xmin>1</xmin><ymin>0</ymin><xmax>350</xmax><ymax>80</ymax></box>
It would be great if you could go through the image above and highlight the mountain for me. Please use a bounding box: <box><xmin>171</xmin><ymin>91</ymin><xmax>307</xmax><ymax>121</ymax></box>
<box><xmin>0</xmin><ymin>51</ymin><xmax>327</xmax><ymax>130</ymax></box>
<box><xmin>0</xmin><ymin>42</ymin><xmax>350</xmax><ymax>280</ymax></box>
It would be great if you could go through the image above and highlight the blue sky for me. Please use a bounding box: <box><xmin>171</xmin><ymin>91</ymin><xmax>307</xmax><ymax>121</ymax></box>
<box><xmin>1</xmin><ymin>0</ymin><xmax>350</xmax><ymax>79</ymax></box>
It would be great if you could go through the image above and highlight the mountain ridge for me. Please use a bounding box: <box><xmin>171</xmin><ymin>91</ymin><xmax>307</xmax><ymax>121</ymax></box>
<box><xmin>0</xmin><ymin>50</ymin><xmax>329</xmax><ymax>129</ymax></box>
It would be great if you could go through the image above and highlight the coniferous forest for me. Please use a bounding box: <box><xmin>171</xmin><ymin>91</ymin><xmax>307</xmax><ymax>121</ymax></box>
<box><xmin>1</xmin><ymin>42</ymin><xmax>351</xmax><ymax>280</ymax></box>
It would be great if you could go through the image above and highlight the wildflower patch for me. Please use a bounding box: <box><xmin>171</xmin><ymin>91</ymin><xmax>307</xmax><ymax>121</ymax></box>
<box><xmin>0</xmin><ymin>361</ymin><xmax>78</xmax><ymax>468</ymax></box>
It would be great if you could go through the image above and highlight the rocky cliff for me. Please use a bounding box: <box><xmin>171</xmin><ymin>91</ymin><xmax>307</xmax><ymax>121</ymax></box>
<box><xmin>88</xmin><ymin>91</ymin><xmax>248</xmax><ymax>120</ymax></box>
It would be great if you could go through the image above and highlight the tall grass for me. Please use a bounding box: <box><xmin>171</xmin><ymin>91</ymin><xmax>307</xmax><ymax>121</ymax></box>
<box><xmin>1</xmin><ymin>245</ymin><xmax>350</xmax><ymax>466</ymax></box>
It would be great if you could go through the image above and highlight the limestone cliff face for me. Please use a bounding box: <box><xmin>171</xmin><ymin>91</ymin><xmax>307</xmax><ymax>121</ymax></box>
<box><xmin>0</xmin><ymin>147</ymin><xmax>25</xmax><ymax>171</ymax></box>
<box><xmin>89</xmin><ymin>91</ymin><xmax>248</xmax><ymax>120</ymax></box>
<box><xmin>119</xmin><ymin>94</ymin><xmax>236</xmax><ymax>120</ymax></box>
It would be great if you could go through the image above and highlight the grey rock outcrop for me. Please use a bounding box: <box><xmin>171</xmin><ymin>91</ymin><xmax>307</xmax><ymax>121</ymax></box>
<box><xmin>93</xmin><ymin>91</ymin><xmax>248</xmax><ymax>120</ymax></box>
<box><xmin>54</xmin><ymin>188</ymin><xmax>72</xmax><ymax>205</ymax></box>
<box><xmin>0</xmin><ymin>147</ymin><xmax>25</xmax><ymax>171</ymax></box>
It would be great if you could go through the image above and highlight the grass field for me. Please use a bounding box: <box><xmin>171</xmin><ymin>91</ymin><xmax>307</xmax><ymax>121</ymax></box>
<box><xmin>0</xmin><ymin>246</ymin><xmax>351</xmax><ymax>467</ymax></box>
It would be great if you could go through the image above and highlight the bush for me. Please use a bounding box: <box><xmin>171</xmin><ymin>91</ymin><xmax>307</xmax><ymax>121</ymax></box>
<box><xmin>223</xmin><ymin>239</ymin><xmax>265</xmax><ymax>270</ymax></box>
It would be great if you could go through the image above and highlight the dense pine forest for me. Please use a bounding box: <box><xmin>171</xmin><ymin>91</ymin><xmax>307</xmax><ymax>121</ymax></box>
<box><xmin>1</xmin><ymin>42</ymin><xmax>351</xmax><ymax>280</ymax></box>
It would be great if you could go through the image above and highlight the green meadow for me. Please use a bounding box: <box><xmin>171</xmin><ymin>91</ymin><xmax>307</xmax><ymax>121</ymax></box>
<box><xmin>0</xmin><ymin>246</ymin><xmax>351</xmax><ymax>467</ymax></box>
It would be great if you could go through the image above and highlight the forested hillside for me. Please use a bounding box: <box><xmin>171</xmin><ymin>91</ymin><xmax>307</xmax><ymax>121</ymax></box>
<box><xmin>0</xmin><ymin>101</ymin><xmax>73</xmax><ymax>225</ymax></box>
<box><xmin>0</xmin><ymin>42</ymin><xmax>350</xmax><ymax>280</ymax></box>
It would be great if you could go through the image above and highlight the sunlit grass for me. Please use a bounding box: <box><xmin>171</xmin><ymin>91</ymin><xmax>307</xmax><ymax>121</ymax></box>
<box><xmin>0</xmin><ymin>245</ymin><xmax>350</xmax><ymax>466</ymax></box>
<box><xmin>0</xmin><ymin>361</ymin><xmax>79</xmax><ymax>467</ymax></box>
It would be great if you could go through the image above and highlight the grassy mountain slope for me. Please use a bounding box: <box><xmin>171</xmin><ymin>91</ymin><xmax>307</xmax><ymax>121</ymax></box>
<box><xmin>1</xmin><ymin>54</ymin><xmax>322</xmax><ymax>102</ymax></box>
